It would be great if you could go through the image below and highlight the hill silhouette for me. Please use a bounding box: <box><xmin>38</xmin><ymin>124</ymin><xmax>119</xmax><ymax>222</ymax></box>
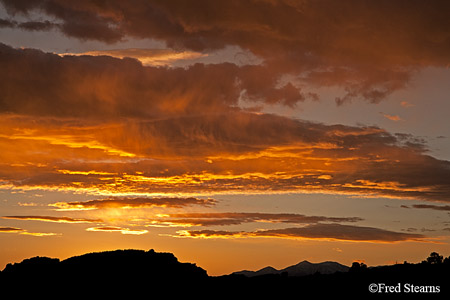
<box><xmin>1</xmin><ymin>250</ymin><xmax>448</xmax><ymax>297</ymax></box>
<box><xmin>233</xmin><ymin>260</ymin><xmax>349</xmax><ymax>277</ymax></box>
<box><xmin>0</xmin><ymin>249</ymin><xmax>207</xmax><ymax>296</ymax></box>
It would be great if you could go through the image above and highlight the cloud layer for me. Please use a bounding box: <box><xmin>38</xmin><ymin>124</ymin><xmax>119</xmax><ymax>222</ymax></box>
<box><xmin>1</xmin><ymin>1</ymin><xmax>450</xmax><ymax>249</ymax></box>
<box><xmin>49</xmin><ymin>197</ymin><xmax>216</xmax><ymax>210</ymax></box>
<box><xmin>0</xmin><ymin>38</ymin><xmax>448</xmax><ymax>204</ymax></box>
<box><xmin>145</xmin><ymin>212</ymin><xmax>363</xmax><ymax>227</ymax></box>
<box><xmin>2</xmin><ymin>0</ymin><xmax>450</xmax><ymax>104</ymax></box>
<box><xmin>1</xmin><ymin>109</ymin><xmax>449</xmax><ymax>201</ymax></box>
<box><xmin>402</xmin><ymin>204</ymin><xmax>450</xmax><ymax>211</ymax></box>
<box><xmin>2</xmin><ymin>215</ymin><xmax>103</xmax><ymax>223</ymax></box>
<box><xmin>174</xmin><ymin>223</ymin><xmax>427</xmax><ymax>243</ymax></box>
<box><xmin>0</xmin><ymin>43</ymin><xmax>304</xmax><ymax>119</ymax></box>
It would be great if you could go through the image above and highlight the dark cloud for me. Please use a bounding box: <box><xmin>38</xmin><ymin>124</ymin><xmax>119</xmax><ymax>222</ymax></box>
<box><xmin>0</xmin><ymin>44</ymin><xmax>232</xmax><ymax>118</ymax></box>
<box><xmin>407</xmin><ymin>204</ymin><xmax>450</xmax><ymax>211</ymax></box>
<box><xmin>49</xmin><ymin>197</ymin><xmax>216</xmax><ymax>210</ymax></box>
<box><xmin>3</xmin><ymin>0</ymin><xmax>449</xmax><ymax>64</ymax></box>
<box><xmin>254</xmin><ymin>224</ymin><xmax>427</xmax><ymax>242</ymax></box>
<box><xmin>0</xmin><ymin>43</ymin><xmax>307</xmax><ymax>118</ymax></box>
<box><xmin>420</xmin><ymin>228</ymin><xmax>436</xmax><ymax>232</ymax></box>
<box><xmin>0</xmin><ymin>18</ymin><xmax>16</xmax><ymax>28</ymax></box>
<box><xmin>0</xmin><ymin>226</ymin><xmax>22</xmax><ymax>232</ymax></box>
<box><xmin>2</xmin><ymin>0</ymin><xmax>450</xmax><ymax>103</ymax></box>
<box><xmin>177</xmin><ymin>223</ymin><xmax>426</xmax><ymax>242</ymax></box>
<box><xmin>403</xmin><ymin>228</ymin><xmax>418</xmax><ymax>232</ymax></box>
<box><xmin>17</xmin><ymin>20</ymin><xmax>57</xmax><ymax>31</ymax></box>
<box><xmin>0</xmin><ymin>18</ymin><xmax>57</xmax><ymax>31</ymax></box>
<box><xmin>178</xmin><ymin>229</ymin><xmax>239</xmax><ymax>238</ymax></box>
<box><xmin>2</xmin><ymin>215</ymin><xmax>103</xmax><ymax>223</ymax></box>
<box><xmin>148</xmin><ymin>212</ymin><xmax>363</xmax><ymax>227</ymax></box>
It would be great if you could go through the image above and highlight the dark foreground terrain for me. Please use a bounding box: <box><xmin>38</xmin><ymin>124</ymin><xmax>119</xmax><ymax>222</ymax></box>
<box><xmin>1</xmin><ymin>249</ymin><xmax>448</xmax><ymax>297</ymax></box>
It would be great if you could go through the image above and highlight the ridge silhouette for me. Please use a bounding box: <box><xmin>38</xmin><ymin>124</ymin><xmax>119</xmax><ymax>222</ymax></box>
<box><xmin>233</xmin><ymin>260</ymin><xmax>349</xmax><ymax>277</ymax></box>
<box><xmin>1</xmin><ymin>250</ymin><xmax>448</xmax><ymax>297</ymax></box>
<box><xmin>0</xmin><ymin>249</ymin><xmax>208</xmax><ymax>296</ymax></box>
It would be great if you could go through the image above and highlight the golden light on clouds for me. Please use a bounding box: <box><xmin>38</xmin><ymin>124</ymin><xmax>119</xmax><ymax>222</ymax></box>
<box><xmin>2</xmin><ymin>216</ymin><xmax>103</xmax><ymax>223</ymax></box>
<box><xmin>0</xmin><ymin>0</ymin><xmax>450</xmax><ymax>276</ymax></box>
<box><xmin>86</xmin><ymin>226</ymin><xmax>148</xmax><ymax>235</ymax></box>
<box><xmin>0</xmin><ymin>111</ymin><xmax>446</xmax><ymax>201</ymax></box>
<box><xmin>382</xmin><ymin>113</ymin><xmax>403</xmax><ymax>122</ymax></box>
<box><xmin>0</xmin><ymin>226</ymin><xmax>59</xmax><ymax>237</ymax></box>
<box><xmin>171</xmin><ymin>224</ymin><xmax>430</xmax><ymax>244</ymax></box>
<box><xmin>60</xmin><ymin>48</ymin><xmax>208</xmax><ymax>66</ymax></box>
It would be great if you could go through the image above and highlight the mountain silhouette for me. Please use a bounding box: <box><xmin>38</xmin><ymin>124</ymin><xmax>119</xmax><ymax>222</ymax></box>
<box><xmin>233</xmin><ymin>260</ymin><xmax>349</xmax><ymax>277</ymax></box>
<box><xmin>1</xmin><ymin>250</ymin><xmax>449</xmax><ymax>297</ymax></box>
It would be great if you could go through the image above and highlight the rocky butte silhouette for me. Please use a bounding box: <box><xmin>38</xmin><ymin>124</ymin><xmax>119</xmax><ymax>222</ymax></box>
<box><xmin>0</xmin><ymin>249</ymin><xmax>208</xmax><ymax>296</ymax></box>
<box><xmin>0</xmin><ymin>250</ymin><xmax>449</xmax><ymax>297</ymax></box>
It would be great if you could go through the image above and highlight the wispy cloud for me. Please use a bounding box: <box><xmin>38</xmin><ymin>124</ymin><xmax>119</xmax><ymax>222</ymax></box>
<box><xmin>0</xmin><ymin>18</ymin><xmax>57</xmax><ymax>31</ymax></box>
<box><xmin>2</xmin><ymin>215</ymin><xmax>103</xmax><ymax>223</ymax></box>
<box><xmin>0</xmin><ymin>226</ymin><xmax>59</xmax><ymax>237</ymax></box>
<box><xmin>382</xmin><ymin>113</ymin><xmax>403</xmax><ymax>122</ymax></box>
<box><xmin>60</xmin><ymin>48</ymin><xmax>208</xmax><ymax>66</ymax></box>
<box><xmin>402</xmin><ymin>204</ymin><xmax>450</xmax><ymax>211</ymax></box>
<box><xmin>86</xmin><ymin>226</ymin><xmax>148</xmax><ymax>235</ymax></box>
<box><xmin>0</xmin><ymin>226</ymin><xmax>23</xmax><ymax>232</ymax></box>
<box><xmin>49</xmin><ymin>197</ymin><xmax>216</xmax><ymax>211</ymax></box>
<box><xmin>173</xmin><ymin>224</ymin><xmax>427</xmax><ymax>243</ymax></box>
<box><xmin>145</xmin><ymin>212</ymin><xmax>363</xmax><ymax>227</ymax></box>
<box><xmin>400</xmin><ymin>101</ymin><xmax>415</xmax><ymax>108</ymax></box>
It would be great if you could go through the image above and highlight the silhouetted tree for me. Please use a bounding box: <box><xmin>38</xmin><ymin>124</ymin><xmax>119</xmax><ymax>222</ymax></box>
<box><xmin>349</xmin><ymin>261</ymin><xmax>367</xmax><ymax>272</ymax></box>
<box><xmin>426</xmin><ymin>252</ymin><xmax>443</xmax><ymax>264</ymax></box>
<box><xmin>444</xmin><ymin>256</ymin><xmax>450</xmax><ymax>265</ymax></box>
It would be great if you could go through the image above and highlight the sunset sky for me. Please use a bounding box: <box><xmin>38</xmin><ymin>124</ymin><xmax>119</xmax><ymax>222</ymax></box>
<box><xmin>1</xmin><ymin>0</ymin><xmax>450</xmax><ymax>276</ymax></box>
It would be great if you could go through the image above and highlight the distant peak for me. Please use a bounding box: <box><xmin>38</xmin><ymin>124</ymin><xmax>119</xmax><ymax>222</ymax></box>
<box><xmin>259</xmin><ymin>266</ymin><xmax>278</xmax><ymax>271</ymax></box>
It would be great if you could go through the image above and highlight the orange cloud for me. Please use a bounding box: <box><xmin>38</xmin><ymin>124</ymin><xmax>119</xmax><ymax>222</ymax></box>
<box><xmin>400</xmin><ymin>101</ymin><xmax>415</xmax><ymax>108</ymax></box>
<box><xmin>0</xmin><ymin>110</ymin><xmax>449</xmax><ymax>202</ymax></box>
<box><xmin>174</xmin><ymin>224</ymin><xmax>427</xmax><ymax>243</ymax></box>
<box><xmin>0</xmin><ymin>226</ymin><xmax>59</xmax><ymax>237</ymax></box>
<box><xmin>0</xmin><ymin>43</ymin><xmax>449</xmax><ymax>203</ymax></box>
<box><xmin>145</xmin><ymin>212</ymin><xmax>363</xmax><ymax>227</ymax></box>
<box><xmin>49</xmin><ymin>197</ymin><xmax>216</xmax><ymax>211</ymax></box>
<box><xmin>60</xmin><ymin>48</ymin><xmax>208</xmax><ymax>66</ymax></box>
<box><xmin>16</xmin><ymin>231</ymin><xmax>60</xmax><ymax>237</ymax></box>
<box><xmin>86</xmin><ymin>226</ymin><xmax>148</xmax><ymax>235</ymax></box>
<box><xmin>382</xmin><ymin>113</ymin><xmax>403</xmax><ymax>122</ymax></box>
<box><xmin>2</xmin><ymin>216</ymin><xmax>103</xmax><ymax>223</ymax></box>
<box><xmin>0</xmin><ymin>226</ymin><xmax>23</xmax><ymax>232</ymax></box>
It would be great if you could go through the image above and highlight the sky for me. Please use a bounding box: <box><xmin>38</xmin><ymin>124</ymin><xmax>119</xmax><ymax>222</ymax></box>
<box><xmin>0</xmin><ymin>0</ymin><xmax>450</xmax><ymax>276</ymax></box>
